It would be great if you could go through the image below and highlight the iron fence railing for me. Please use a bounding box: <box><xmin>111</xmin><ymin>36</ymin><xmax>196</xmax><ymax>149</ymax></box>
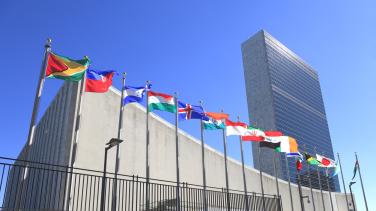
<box><xmin>0</xmin><ymin>157</ymin><xmax>281</xmax><ymax>211</ymax></box>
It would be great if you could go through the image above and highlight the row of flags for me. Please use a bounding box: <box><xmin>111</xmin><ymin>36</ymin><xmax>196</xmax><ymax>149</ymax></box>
<box><xmin>45</xmin><ymin>51</ymin><xmax>340</xmax><ymax>176</ymax></box>
<box><xmin>27</xmin><ymin>40</ymin><xmax>368</xmax><ymax>211</ymax></box>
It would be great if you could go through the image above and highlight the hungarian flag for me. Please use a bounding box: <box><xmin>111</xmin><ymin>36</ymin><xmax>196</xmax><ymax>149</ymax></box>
<box><xmin>304</xmin><ymin>153</ymin><xmax>321</xmax><ymax>166</ymax></box>
<box><xmin>45</xmin><ymin>52</ymin><xmax>90</xmax><ymax>81</ymax></box>
<box><xmin>85</xmin><ymin>69</ymin><xmax>115</xmax><ymax>93</ymax></box>
<box><xmin>241</xmin><ymin>126</ymin><xmax>265</xmax><ymax>142</ymax></box>
<box><xmin>316</xmin><ymin>154</ymin><xmax>336</xmax><ymax>168</ymax></box>
<box><xmin>225</xmin><ymin>119</ymin><xmax>248</xmax><ymax>136</ymax></box>
<box><xmin>148</xmin><ymin>91</ymin><xmax>176</xmax><ymax>113</ymax></box>
<box><xmin>178</xmin><ymin>101</ymin><xmax>208</xmax><ymax>121</ymax></box>
<box><xmin>203</xmin><ymin>112</ymin><xmax>228</xmax><ymax>130</ymax></box>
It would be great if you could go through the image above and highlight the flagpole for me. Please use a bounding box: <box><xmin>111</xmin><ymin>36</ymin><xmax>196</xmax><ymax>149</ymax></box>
<box><xmin>257</xmin><ymin>144</ymin><xmax>266</xmax><ymax>211</ymax></box>
<box><xmin>355</xmin><ymin>152</ymin><xmax>369</xmax><ymax>211</ymax></box>
<box><xmin>284</xmin><ymin>155</ymin><xmax>294</xmax><ymax>211</ymax></box>
<box><xmin>221</xmin><ymin>109</ymin><xmax>231</xmax><ymax>211</ymax></box>
<box><xmin>325</xmin><ymin>168</ymin><xmax>334</xmax><ymax>211</ymax></box>
<box><xmin>304</xmin><ymin>145</ymin><xmax>316</xmax><ymax>211</ymax></box>
<box><xmin>237</xmin><ymin>116</ymin><xmax>249</xmax><ymax>211</ymax></box>
<box><xmin>145</xmin><ymin>80</ymin><xmax>151</xmax><ymax>211</ymax></box>
<box><xmin>272</xmin><ymin>151</ymin><xmax>282</xmax><ymax>211</ymax></box>
<box><xmin>314</xmin><ymin>147</ymin><xmax>326</xmax><ymax>211</ymax></box>
<box><xmin>337</xmin><ymin>153</ymin><xmax>350</xmax><ymax>211</ymax></box>
<box><xmin>67</xmin><ymin>60</ymin><xmax>88</xmax><ymax>210</ymax></box>
<box><xmin>349</xmin><ymin>182</ymin><xmax>356</xmax><ymax>211</ymax></box>
<box><xmin>111</xmin><ymin>72</ymin><xmax>126</xmax><ymax>211</ymax></box>
<box><xmin>174</xmin><ymin>92</ymin><xmax>181</xmax><ymax>211</ymax></box>
<box><xmin>296</xmin><ymin>157</ymin><xmax>305</xmax><ymax>211</ymax></box>
<box><xmin>199</xmin><ymin>101</ymin><xmax>208</xmax><ymax>211</ymax></box>
<box><xmin>24</xmin><ymin>38</ymin><xmax>52</xmax><ymax>161</ymax></box>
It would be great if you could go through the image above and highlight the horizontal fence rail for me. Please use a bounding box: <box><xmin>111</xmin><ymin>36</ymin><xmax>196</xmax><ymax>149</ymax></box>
<box><xmin>0</xmin><ymin>157</ymin><xmax>281</xmax><ymax>211</ymax></box>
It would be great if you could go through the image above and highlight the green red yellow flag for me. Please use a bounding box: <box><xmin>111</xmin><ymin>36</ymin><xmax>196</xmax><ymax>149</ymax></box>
<box><xmin>45</xmin><ymin>52</ymin><xmax>90</xmax><ymax>81</ymax></box>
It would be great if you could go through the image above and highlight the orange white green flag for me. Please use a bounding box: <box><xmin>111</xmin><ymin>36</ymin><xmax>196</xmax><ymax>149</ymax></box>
<box><xmin>45</xmin><ymin>52</ymin><xmax>90</xmax><ymax>81</ymax></box>
<box><xmin>203</xmin><ymin>112</ymin><xmax>228</xmax><ymax>130</ymax></box>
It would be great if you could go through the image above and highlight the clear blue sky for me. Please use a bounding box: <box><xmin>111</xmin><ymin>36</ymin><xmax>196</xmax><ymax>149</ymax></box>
<box><xmin>1</xmin><ymin>0</ymin><xmax>375</xmax><ymax>209</ymax></box>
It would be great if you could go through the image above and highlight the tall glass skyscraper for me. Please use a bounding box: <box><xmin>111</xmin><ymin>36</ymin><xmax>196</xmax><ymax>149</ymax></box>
<box><xmin>241</xmin><ymin>30</ymin><xmax>339</xmax><ymax>191</ymax></box>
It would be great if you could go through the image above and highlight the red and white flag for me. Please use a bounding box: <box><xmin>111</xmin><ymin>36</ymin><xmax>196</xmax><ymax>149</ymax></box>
<box><xmin>225</xmin><ymin>119</ymin><xmax>248</xmax><ymax>136</ymax></box>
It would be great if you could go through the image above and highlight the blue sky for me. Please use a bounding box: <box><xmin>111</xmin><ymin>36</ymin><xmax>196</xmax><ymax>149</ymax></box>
<box><xmin>1</xmin><ymin>0</ymin><xmax>375</xmax><ymax>209</ymax></box>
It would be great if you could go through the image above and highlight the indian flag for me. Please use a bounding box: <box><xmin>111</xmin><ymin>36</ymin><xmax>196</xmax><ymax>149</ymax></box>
<box><xmin>203</xmin><ymin>119</ymin><xmax>225</xmax><ymax>130</ymax></box>
<box><xmin>45</xmin><ymin>52</ymin><xmax>90</xmax><ymax>81</ymax></box>
<box><xmin>148</xmin><ymin>91</ymin><xmax>176</xmax><ymax>113</ymax></box>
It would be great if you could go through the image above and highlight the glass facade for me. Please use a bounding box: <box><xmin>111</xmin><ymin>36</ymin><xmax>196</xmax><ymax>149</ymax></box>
<box><xmin>242</xmin><ymin>30</ymin><xmax>340</xmax><ymax>191</ymax></box>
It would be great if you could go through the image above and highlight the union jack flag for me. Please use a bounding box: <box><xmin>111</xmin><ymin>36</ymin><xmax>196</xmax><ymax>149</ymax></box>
<box><xmin>178</xmin><ymin>101</ymin><xmax>208</xmax><ymax>121</ymax></box>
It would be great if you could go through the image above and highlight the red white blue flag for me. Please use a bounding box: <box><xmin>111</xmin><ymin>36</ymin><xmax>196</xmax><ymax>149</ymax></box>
<box><xmin>178</xmin><ymin>101</ymin><xmax>208</xmax><ymax>121</ymax></box>
<box><xmin>85</xmin><ymin>69</ymin><xmax>115</xmax><ymax>93</ymax></box>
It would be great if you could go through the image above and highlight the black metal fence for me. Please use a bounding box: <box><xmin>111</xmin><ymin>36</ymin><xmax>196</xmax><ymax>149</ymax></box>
<box><xmin>0</xmin><ymin>157</ymin><xmax>281</xmax><ymax>211</ymax></box>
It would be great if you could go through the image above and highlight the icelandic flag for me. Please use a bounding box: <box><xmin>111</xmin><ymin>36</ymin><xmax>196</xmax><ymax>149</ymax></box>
<box><xmin>178</xmin><ymin>101</ymin><xmax>209</xmax><ymax>121</ymax></box>
<box><xmin>85</xmin><ymin>69</ymin><xmax>115</xmax><ymax>93</ymax></box>
<box><xmin>123</xmin><ymin>84</ymin><xmax>151</xmax><ymax>106</ymax></box>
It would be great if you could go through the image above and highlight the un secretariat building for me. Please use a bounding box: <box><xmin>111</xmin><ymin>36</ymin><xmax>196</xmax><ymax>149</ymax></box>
<box><xmin>242</xmin><ymin>30</ymin><xmax>340</xmax><ymax>192</ymax></box>
<box><xmin>2</xmin><ymin>30</ymin><xmax>351</xmax><ymax>211</ymax></box>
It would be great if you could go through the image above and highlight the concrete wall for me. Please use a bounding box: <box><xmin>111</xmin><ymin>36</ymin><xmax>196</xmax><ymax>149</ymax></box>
<box><xmin>71</xmin><ymin>85</ymin><xmax>351</xmax><ymax>211</ymax></box>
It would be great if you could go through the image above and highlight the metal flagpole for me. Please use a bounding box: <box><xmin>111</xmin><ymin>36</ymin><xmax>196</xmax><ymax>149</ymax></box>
<box><xmin>258</xmin><ymin>144</ymin><xmax>266</xmax><ymax>211</ymax></box>
<box><xmin>355</xmin><ymin>152</ymin><xmax>369</xmax><ymax>211</ymax></box>
<box><xmin>313</xmin><ymin>152</ymin><xmax>325</xmax><ymax>211</ymax></box>
<box><xmin>174</xmin><ymin>92</ymin><xmax>181</xmax><ymax>211</ymax></box>
<box><xmin>273</xmin><ymin>151</ymin><xmax>282</xmax><ymax>211</ymax></box>
<box><xmin>349</xmin><ymin>182</ymin><xmax>356</xmax><ymax>211</ymax></box>
<box><xmin>199</xmin><ymin>101</ymin><xmax>208</xmax><ymax>211</ymax></box>
<box><xmin>145</xmin><ymin>80</ymin><xmax>151</xmax><ymax>211</ymax></box>
<box><xmin>296</xmin><ymin>157</ymin><xmax>305</xmax><ymax>211</ymax></box>
<box><xmin>284</xmin><ymin>155</ymin><xmax>294</xmax><ymax>211</ymax></box>
<box><xmin>337</xmin><ymin>153</ymin><xmax>350</xmax><ymax>211</ymax></box>
<box><xmin>237</xmin><ymin>116</ymin><xmax>249</xmax><ymax>211</ymax></box>
<box><xmin>221</xmin><ymin>109</ymin><xmax>231</xmax><ymax>211</ymax></box>
<box><xmin>111</xmin><ymin>72</ymin><xmax>126</xmax><ymax>211</ymax></box>
<box><xmin>325</xmin><ymin>168</ymin><xmax>334</xmax><ymax>211</ymax></box>
<box><xmin>24</xmin><ymin>38</ymin><xmax>52</xmax><ymax>161</ymax></box>
<box><xmin>67</xmin><ymin>58</ymin><xmax>88</xmax><ymax>210</ymax></box>
<box><xmin>304</xmin><ymin>145</ymin><xmax>316</xmax><ymax>211</ymax></box>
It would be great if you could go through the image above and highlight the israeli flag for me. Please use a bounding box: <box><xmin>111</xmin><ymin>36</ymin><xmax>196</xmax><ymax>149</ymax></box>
<box><xmin>123</xmin><ymin>84</ymin><xmax>151</xmax><ymax>106</ymax></box>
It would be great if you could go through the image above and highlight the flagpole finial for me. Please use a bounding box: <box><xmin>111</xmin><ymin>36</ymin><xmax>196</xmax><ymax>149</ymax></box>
<box><xmin>221</xmin><ymin>109</ymin><xmax>224</xmax><ymax>113</ymax></box>
<box><xmin>199</xmin><ymin>100</ymin><xmax>203</xmax><ymax>106</ymax></box>
<box><xmin>45</xmin><ymin>38</ymin><xmax>52</xmax><ymax>48</ymax></box>
<box><xmin>122</xmin><ymin>72</ymin><xmax>126</xmax><ymax>79</ymax></box>
<box><xmin>146</xmin><ymin>80</ymin><xmax>150</xmax><ymax>85</ymax></box>
<box><xmin>237</xmin><ymin>116</ymin><xmax>240</xmax><ymax>121</ymax></box>
<box><xmin>174</xmin><ymin>92</ymin><xmax>178</xmax><ymax>98</ymax></box>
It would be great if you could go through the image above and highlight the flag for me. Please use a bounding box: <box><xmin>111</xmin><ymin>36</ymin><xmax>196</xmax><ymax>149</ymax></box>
<box><xmin>203</xmin><ymin>112</ymin><xmax>228</xmax><ymax>130</ymax></box>
<box><xmin>264</xmin><ymin>131</ymin><xmax>283</xmax><ymax>137</ymax></box>
<box><xmin>178</xmin><ymin>101</ymin><xmax>208</xmax><ymax>121</ymax></box>
<box><xmin>296</xmin><ymin>158</ymin><xmax>303</xmax><ymax>171</ymax></box>
<box><xmin>260</xmin><ymin>141</ymin><xmax>281</xmax><ymax>151</ymax></box>
<box><xmin>45</xmin><ymin>52</ymin><xmax>90</xmax><ymax>81</ymax></box>
<box><xmin>123</xmin><ymin>84</ymin><xmax>150</xmax><ymax>106</ymax></box>
<box><xmin>225</xmin><ymin>119</ymin><xmax>248</xmax><ymax>136</ymax></box>
<box><xmin>85</xmin><ymin>69</ymin><xmax>115</xmax><ymax>93</ymax></box>
<box><xmin>205</xmin><ymin>112</ymin><xmax>229</xmax><ymax>120</ymax></box>
<box><xmin>279</xmin><ymin>136</ymin><xmax>299</xmax><ymax>156</ymax></box>
<box><xmin>304</xmin><ymin>153</ymin><xmax>321</xmax><ymax>166</ymax></box>
<box><xmin>241</xmin><ymin>126</ymin><xmax>265</xmax><ymax>142</ymax></box>
<box><xmin>331</xmin><ymin>161</ymin><xmax>340</xmax><ymax>177</ymax></box>
<box><xmin>148</xmin><ymin>91</ymin><xmax>176</xmax><ymax>113</ymax></box>
<box><xmin>203</xmin><ymin>119</ymin><xmax>225</xmax><ymax>130</ymax></box>
<box><xmin>351</xmin><ymin>160</ymin><xmax>359</xmax><ymax>180</ymax></box>
<box><xmin>316</xmin><ymin>154</ymin><xmax>336</xmax><ymax>168</ymax></box>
